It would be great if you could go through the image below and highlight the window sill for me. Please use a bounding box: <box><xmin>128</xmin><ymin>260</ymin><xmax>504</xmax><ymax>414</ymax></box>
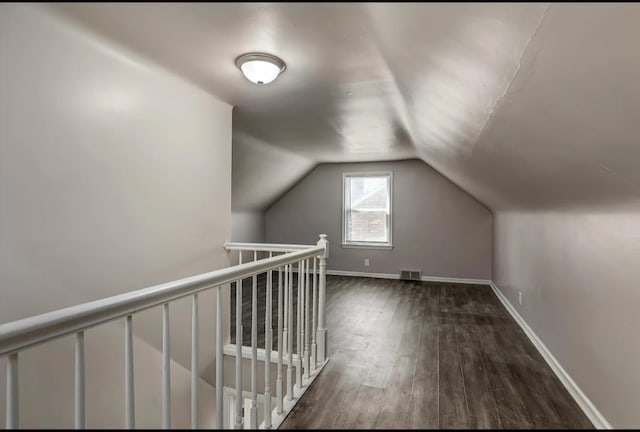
<box><xmin>341</xmin><ymin>242</ymin><xmax>394</xmax><ymax>250</ymax></box>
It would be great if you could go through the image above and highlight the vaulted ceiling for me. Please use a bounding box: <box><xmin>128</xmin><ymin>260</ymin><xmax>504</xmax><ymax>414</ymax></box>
<box><xmin>48</xmin><ymin>3</ymin><xmax>640</xmax><ymax>212</ymax></box>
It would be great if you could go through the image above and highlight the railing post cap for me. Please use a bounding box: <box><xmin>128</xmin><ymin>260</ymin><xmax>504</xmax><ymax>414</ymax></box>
<box><xmin>317</xmin><ymin>234</ymin><xmax>329</xmax><ymax>259</ymax></box>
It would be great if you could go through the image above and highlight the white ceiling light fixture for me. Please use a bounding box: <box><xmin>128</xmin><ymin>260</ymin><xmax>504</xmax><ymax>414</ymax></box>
<box><xmin>235</xmin><ymin>52</ymin><xmax>286</xmax><ymax>85</ymax></box>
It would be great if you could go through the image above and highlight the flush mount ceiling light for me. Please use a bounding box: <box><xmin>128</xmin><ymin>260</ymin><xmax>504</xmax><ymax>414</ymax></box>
<box><xmin>235</xmin><ymin>52</ymin><xmax>286</xmax><ymax>85</ymax></box>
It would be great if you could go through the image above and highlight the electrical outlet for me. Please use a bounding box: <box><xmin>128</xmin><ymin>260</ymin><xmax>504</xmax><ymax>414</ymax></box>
<box><xmin>364</xmin><ymin>258</ymin><xmax>370</xmax><ymax>267</ymax></box>
<box><xmin>518</xmin><ymin>291</ymin><xmax>523</xmax><ymax>305</ymax></box>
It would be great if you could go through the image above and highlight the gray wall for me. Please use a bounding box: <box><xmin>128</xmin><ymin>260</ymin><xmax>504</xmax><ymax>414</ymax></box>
<box><xmin>231</xmin><ymin>129</ymin><xmax>315</xmax><ymax>212</ymax></box>
<box><xmin>0</xmin><ymin>4</ymin><xmax>231</xmax><ymax>427</ymax></box>
<box><xmin>266</xmin><ymin>159</ymin><xmax>493</xmax><ymax>280</ymax></box>
<box><xmin>231</xmin><ymin>211</ymin><xmax>265</xmax><ymax>243</ymax></box>
<box><xmin>494</xmin><ymin>210</ymin><xmax>640</xmax><ymax>428</ymax></box>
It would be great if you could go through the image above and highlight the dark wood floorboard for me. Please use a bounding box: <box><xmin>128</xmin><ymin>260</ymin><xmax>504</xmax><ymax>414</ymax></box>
<box><xmin>231</xmin><ymin>272</ymin><xmax>301</xmax><ymax>352</ymax></box>
<box><xmin>250</xmin><ymin>275</ymin><xmax>595</xmax><ymax>430</ymax></box>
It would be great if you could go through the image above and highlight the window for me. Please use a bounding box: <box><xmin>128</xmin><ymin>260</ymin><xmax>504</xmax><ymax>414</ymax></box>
<box><xmin>342</xmin><ymin>172</ymin><xmax>393</xmax><ymax>249</ymax></box>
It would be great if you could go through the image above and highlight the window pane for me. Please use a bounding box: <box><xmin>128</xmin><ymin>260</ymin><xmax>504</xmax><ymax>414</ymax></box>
<box><xmin>347</xmin><ymin>210</ymin><xmax>387</xmax><ymax>242</ymax></box>
<box><xmin>349</xmin><ymin>176</ymin><xmax>388</xmax><ymax>211</ymax></box>
<box><xmin>345</xmin><ymin>174</ymin><xmax>390</xmax><ymax>244</ymax></box>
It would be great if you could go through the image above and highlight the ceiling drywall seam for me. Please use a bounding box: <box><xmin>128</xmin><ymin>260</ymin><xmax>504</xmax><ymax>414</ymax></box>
<box><xmin>470</xmin><ymin>3</ymin><xmax>552</xmax><ymax>156</ymax></box>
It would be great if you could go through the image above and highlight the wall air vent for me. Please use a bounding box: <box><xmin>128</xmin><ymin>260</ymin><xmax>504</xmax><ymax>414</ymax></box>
<box><xmin>399</xmin><ymin>269</ymin><xmax>422</xmax><ymax>281</ymax></box>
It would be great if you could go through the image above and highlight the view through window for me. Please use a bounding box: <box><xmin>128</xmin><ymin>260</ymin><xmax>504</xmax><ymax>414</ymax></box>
<box><xmin>343</xmin><ymin>172</ymin><xmax>392</xmax><ymax>247</ymax></box>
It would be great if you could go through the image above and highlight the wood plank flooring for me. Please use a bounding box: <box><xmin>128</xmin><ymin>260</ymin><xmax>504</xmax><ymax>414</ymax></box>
<box><xmin>274</xmin><ymin>275</ymin><xmax>593</xmax><ymax>429</ymax></box>
<box><xmin>230</xmin><ymin>272</ymin><xmax>293</xmax><ymax>350</ymax></box>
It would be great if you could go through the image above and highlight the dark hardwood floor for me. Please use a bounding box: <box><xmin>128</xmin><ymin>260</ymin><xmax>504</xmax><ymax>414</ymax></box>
<box><xmin>271</xmin><ymin>275</ymin><xmax>594</xmax><ymax>430</ymax></box>
<box><xmin>230</xmin><ymin>272</ymin><xmax>295</xmax><ymax>351</ymax></box>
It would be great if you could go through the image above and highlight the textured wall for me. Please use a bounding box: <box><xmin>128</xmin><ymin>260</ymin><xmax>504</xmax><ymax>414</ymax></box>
<box><xmin>266</xmin><ymin>159</ymin><xmax>493</xmax><ymax>280</ymax></box>
<box><xmin>231</xmin><ymin>211</ymin><xmax>265</xmax><ymax>243</ymax></box>
<box><xmin>0</xmin><ymin>4</ymin><xmax>231</xmax><ymax>426</ymax></box>
<box><xmin>494</xmin><ymin>210</ymin><xmax>640</xmax><ymax>428</ymax></box>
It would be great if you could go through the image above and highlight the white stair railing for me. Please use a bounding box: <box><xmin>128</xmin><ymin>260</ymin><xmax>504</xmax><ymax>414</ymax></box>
<box><xmin>223</xmin><ymin>234</ymin><xmax>329</xmax><ymax>429</ymax></box>
<box><xmin>0</xmin><ymin>235</ymin><xmax>328</xmax><ymax>429</ymax></box>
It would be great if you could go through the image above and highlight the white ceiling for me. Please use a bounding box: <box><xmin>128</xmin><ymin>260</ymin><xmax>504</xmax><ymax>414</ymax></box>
<box><xmin>47</xmin><ymin>3</ymin><xmax>640</xmax><ymax>211</ymax></box>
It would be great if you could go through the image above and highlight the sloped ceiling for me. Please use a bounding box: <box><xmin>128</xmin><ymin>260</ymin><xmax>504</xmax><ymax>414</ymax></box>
<box><xmin>46</xmin><ymin>3</ymin><xmax>640</xmax><ymax>211</ymax></box>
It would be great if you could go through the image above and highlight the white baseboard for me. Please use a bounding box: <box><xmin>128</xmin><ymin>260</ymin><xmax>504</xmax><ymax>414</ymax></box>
<box><xmin>421</xmin><ymin>274</ymin><xmax>491</xmax><ymax>285</ymax></box>
<box><xmin>489</xmin><ymin>282</ymin><xmax>611</xmax><ymax>429</ymax></box>
<box><xmin>326</xmin><ymin>269</ymin><xmax>399</xmax><ymax>280</ymax></box>
<box><xmin>326</xmin><ymin>269</ymin><xmax>491</xmax><ymax>286</ymax></box>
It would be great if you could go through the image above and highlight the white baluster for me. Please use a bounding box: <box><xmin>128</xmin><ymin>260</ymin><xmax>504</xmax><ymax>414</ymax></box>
<box><xmin>311</xmin><ymin>257</ymin><xmax>318</xmax><ymax>371</ymax></box>
<box><xmin>287</xmin><ymin>263</ymin><xmax>294</xmax><ymax>401</ymax></box>
<box><xmin>296</xmin><ymin>260</ymin><xmax>303</xmax><ymax>389</ymax></box>
<box><xmin>317</xmin><ymin>234</ymin><xmax>329</xmax><ymax>362</ymax></box>
<box><xmin>283</xmin><ymin>264</ymin><xmax>288</xmax><ymax>360</ymax></box>
<box><xmin>215</xmin><ymin>287</ymin><xmax>223</xmax><ymax>430</ymax></box>
<box><xmin>276</xmin><ymin>265</ymin><xmax>284</xmax><ymax>414</ymax></box>
<box><xmin>250</xmin><ymin>251</ymin><xmax>258</xmax><ymax>429</ymax></box>
<box><xmin>299</xmin><ymin>259</ymin><xmax>305</xmax><ymax>378</ymax></box>
<box><xmin>75</xmin><ymin>331</ymin><xmax>86</xmax><ymax>429</ymax></box>
<box><xmin>235</xmin><ymin>252</ymin><xmax>243</xmax><ymax>429</ymax></box>
<box><xmin>264</xmin><ymin>252</ymin><xmax>273</xmax><ymax>428</ymax></box>
<box><xmin>6</xmin><ymin>352</ymin><xmax>18</xmax><ymax>429</ymax></box>
<box><xmin>191</xmin><ymin>294</ymin><xmax>199</xmax><ymax>429</ymax></box>
<box><xmin>162</xmin><ymin>303</ymin><xmax>171</xmax><ymax>429</ymax></box>
<box><xmin>304</xmin><ymin>258</ymin><xmax>311</xmax><ymax>380</ymax></box>
<box><xmin>125</xmin><ymin>315</ymin><xmax>135</xmax><ymax>429</ymax></box>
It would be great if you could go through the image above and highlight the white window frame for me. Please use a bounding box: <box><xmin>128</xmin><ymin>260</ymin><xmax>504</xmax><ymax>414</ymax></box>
<box><xmin>341</xmin><ymin>171</ymin><xmax>393</xmax><ymax>250</ymax></box>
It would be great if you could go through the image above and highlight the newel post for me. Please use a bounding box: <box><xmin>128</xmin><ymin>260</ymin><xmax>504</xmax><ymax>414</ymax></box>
<box><xmin>316</xmin><ymin>234</ymin><xmax>329</xmax><ymax>362</ymax></box>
